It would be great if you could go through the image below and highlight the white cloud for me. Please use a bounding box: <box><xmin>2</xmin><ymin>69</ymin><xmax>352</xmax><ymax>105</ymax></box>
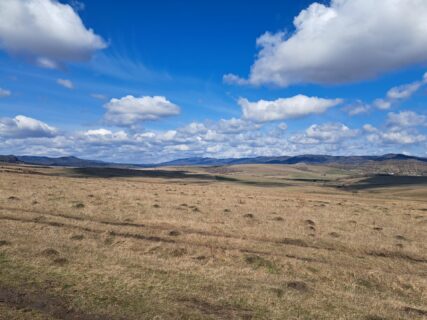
<box><xmin>180</xmin><ymin>122</ymin><xmax>208</xmax><ymax>135</ymax></box>
<box><xmin>0</xmin><ymin>115</ymin><xmax>57</xmax><ymax>138</ymax></box>
<box><xmin>82</xmin><ymin>128</ymin><xmax>128</xmax><ymax>143</ymax></box>
<box><xmin>373</xmin><ymin>99</ymin><xmax>392</xmax><ymax>110</ymax></box>
<box><xmin>85</xmin><ymin>128</ymin><xmax>112</xmax><ymax>136</ymax></box>
<box><xmin>386</xmin><ymin>82</ymin><xmax>421</xmax><ymax>100</ymax></box>
<box><xmin>0</xmin><ymin>88</ymin><xmax>11</xmax><ymax>97</ymax></box>
<box><xmin>104</xmin><ymin>95</ymin><xmax>180</xmax><ymax>126</ymax></box>
<box><xmin>36</xmin><ymin>57</ymin><xmax>58</xmax><ymax>69</ymax></box>
<box><xmin>347</xmin><ymin>74</ymin><xmax>427</xmax><ymax>115</ymax></box>
<box><xmin>223</xmin><ymin>73</ymin><xmax>249</xmax><ymax>85</ymax></box>
<box><xmin>379</xmin><ymin>131</ymin><xmax>426</xmax><ymax>145</ymax></box>
<box><xmin>57</xmin><ymin>78</ymin><xmax>74</xmax><ymax>89</ymax></box>
<box><xmin>306</xmin><ymin>123</ymin><xmax>356</xmax><ymax>140</ymax></box>
<box><xmin>0</xmin><ymin>0</ymin><xmax>106</xmax><ymax>68</ymax></box>
<box><xmin>238</xmin><ymin>95</ymin><xmax>342</xmax><ymax>122</ymax></box>
<box><xmin>343</xmin><ymin>102</ymin><xmax>370</xmax><ymax>115</ymax></box>
<box><xmin>373</xmin><ymin>73</ymin><xmax>427</xmax><ymax>110</ymax></box>
<box><xmin>227</xmin><ymin>0</ymin><xmax>427</xmax><ymax>86</ymax></box>
<box><xmin>362</xmin><ymin>111</ymin><xmax>427</xmax><ymax>146</ymax></box>
<box><xmin>362</xmin><ymin>124</ymin><xmax>377</xmax><ymax>133</ymax></box>
<box><xmin>366</xmin><ymin>122</ymin><xmax>426</xmax><ymax>145</ymax></box>
<box><xmin>292</xmin><ymin>123</ymin><xmax>358</xmax><ymax>144</ymax></box>
<box><xmin>166</xmin><ymin>144</ymin><xmax>190</xmax><ymax>152</ymax></box>
<box><xmin>216</xmin><ymin>118</ymin><xmax>260</xmax><ymax>133</ymax></box>
<box><xmin>1</xmin><ymin>115</ymin><xmax>425</xmax><ymax>163</ymax></box>
<box><xmin>387</xmin><ymin>111</ymin><xmax>426</xmax><ymax>128</ymax></box>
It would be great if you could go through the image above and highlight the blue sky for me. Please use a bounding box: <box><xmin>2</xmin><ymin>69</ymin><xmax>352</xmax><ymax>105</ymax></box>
<box><xmin>0</xmin><ymin>0</ymin><xmax>427</xmax><ymax>163</ymax></box>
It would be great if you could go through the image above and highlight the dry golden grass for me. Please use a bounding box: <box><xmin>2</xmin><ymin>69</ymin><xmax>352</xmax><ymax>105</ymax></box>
<box><xmin>0</xmin><ymin>163</ymin><xmax>426</xmax><ymax>319</ymax></box>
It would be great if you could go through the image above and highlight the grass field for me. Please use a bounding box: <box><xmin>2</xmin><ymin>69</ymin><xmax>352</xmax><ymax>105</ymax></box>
<box><xmin>0</xmin><ymin>163</ymin><xmax>426</xmax><ymax>319</ymax></box>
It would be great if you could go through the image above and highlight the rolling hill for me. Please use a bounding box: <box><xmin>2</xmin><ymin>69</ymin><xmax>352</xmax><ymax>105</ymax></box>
<box><xmin>0</xmin><ymin>153</ymin><xmax>426</xmax><ymax>169</ymax></box>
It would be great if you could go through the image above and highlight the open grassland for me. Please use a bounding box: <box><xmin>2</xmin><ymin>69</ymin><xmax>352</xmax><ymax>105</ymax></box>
<box><xmin>0</xmin><ymin>164</ymin><xmax>426</xmax><ymax>319</ymax></box>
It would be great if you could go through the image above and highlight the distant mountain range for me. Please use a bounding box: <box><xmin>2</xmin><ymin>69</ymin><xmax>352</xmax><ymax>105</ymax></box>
<box><xmin>159</xmin><ymin>154</ymin><xmax>427</xmax><ymax>166</ymax></box>
<box><xmin>1</xmin><ymin>153</ymin><xmax>427</xmax><ymax>168</ymax></box>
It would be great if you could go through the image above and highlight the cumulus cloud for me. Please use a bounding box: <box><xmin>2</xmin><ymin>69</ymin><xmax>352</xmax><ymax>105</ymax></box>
<box><xmin>81</xmin><ymin>128</ymin><xmax>128</xmax><ymax>143</ymax></box>
<box><xmin>104</xmin><ymin>95</ymin><xmax>180</xmax><ymax>126</ymax></box>
<box><xmin>179</xmin><ymin>122</ymin><xmax>208</xmax><ymax>135</ymax></box>
<box><xmin>1</xmin><ymin>115</ymin><xmax>426</xmax><ymax>163</ymax></box>
<box><xmin>373</xmin><ymin>74</ymin><xmax>426</xmax><ymax>110</ymax></box>
<box><xmin>238</xmin><ymin>95</ymin><xmax>342</xmax><ymax>122</ymax></box>
<box><xmin>361</xmin><ymin>112</ymin><xmax>427</xmax><ymax>146</ymax></box>
<box><xmin>306</xmin><ymin>123</ymin><xmax>357</xmax><ymax>141</ymax></box>
<box><xmin>57</xmin><ymin>78</ymin><xmax>74</xmax><ymax>89</ymax></box>
<box><xmin>0</xmin><ymin>88</ymin><xmax>11</xmax><ymax>97</ymax></box>
<box><xmin>372</xmin><ymin>80</ymin><xmax>421</xmax><ymax>111</ymax></box>
<box><xmin>362</xmin><ymin>124</ymin><xmax>377</xmax><ymax>133</ymax></box>
<box><xmin>227</xmin><ymin>0</ymin><xmax>427</xmax><ymax>87</ymax></box>
<box><xmin>343</xmin><ymin>101</ymin><xmax>370</xmax><ymax>116</ymax></box>
<box><xmin>291</xmin><ymin>123</ymin><xmax>358</xmax><ymax>144</ymax></box>
<box><xmin>223</xmin><ymin>73</ymin><xmax>249</xmax><ymax>85</ymax></box>
<box><xmin>216</xmin><ymin>118</ymin><xmax>260</xmax><ymax>133</ymax></box>
<box><xmin>386</xmin><ymin>82</ymin><xmax>422</xmax><ymax>100</ymax></box>
<box><xmin>371</xmin><ymin>131</ymin><xmax>426</xmax><ymax>145</ymax></box>
<box><xmin>387</xmin><ymin>111</ymin><xmax>426</xmax><ymax>128</ymax></box>
<box><xmin>373</xmin><ymin>99</ymin><xmax>392</xmax><ymax>111</ymax></box>
<box><xmin>0</xmin><ymin>115</ymin><xmax>57</xmax><ymax>138</ymax></box>
<box><xmin>165</xmin><ymin>144</ymin><xmax>191</xmax><ymax>152</ymax></box>
<box><xmin>345</xmin><ymin>72</ymin><xmax>427</xmax><ymax>113</ymax></box>
<box><xmin>366</xmin><ymin>121</ymin><xmax>426</xmax><ymax>145</ymax></box>
<box><xmin>0</xmin><ymin>0</ymin><xmax>106</xmax><ymax>68</ymax></box>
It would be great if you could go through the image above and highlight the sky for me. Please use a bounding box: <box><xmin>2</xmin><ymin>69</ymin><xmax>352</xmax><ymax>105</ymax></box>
<box><xmin>0</xmin><ymin>0</ymin><xmax>427</xmax><ymax>163</ymax></box>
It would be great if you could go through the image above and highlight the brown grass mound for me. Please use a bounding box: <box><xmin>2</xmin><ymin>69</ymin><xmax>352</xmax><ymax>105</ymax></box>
<box><xmin>41</xmin><ymin>248</ymin><xmax>59</xmax><ymax>257</ymax></box>
<box><xmin>0</xmin><ymin>240</ymin><xmax>11</xmax><ymax>246</ymax></box>
<box><xmin>286</xmin><ymin>281</ymin><xmax>309</xmax><ymax>292</ymax></box>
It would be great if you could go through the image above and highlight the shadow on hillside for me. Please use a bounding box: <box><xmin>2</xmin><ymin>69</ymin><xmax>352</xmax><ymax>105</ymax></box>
<box><xmin>342</xmin><ymin>175</ymin><xmax>427</xmax><ymax>190</ymax></box>
<box><xmin>68</xmin><ymin>167</ymin><xmax>290</xmax><ymax>187</ymax></box>
<box><xmin>70</xmin><ymin>167</ymin><xmax>235</xmax><ymax>180</ymax></box>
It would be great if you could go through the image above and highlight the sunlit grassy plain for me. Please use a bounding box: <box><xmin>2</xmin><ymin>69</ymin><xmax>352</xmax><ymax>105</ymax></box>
<box><xmin>0</xmin><ymin>163</ymin><xmax>426</xmax><ymax>319</ymax></box>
